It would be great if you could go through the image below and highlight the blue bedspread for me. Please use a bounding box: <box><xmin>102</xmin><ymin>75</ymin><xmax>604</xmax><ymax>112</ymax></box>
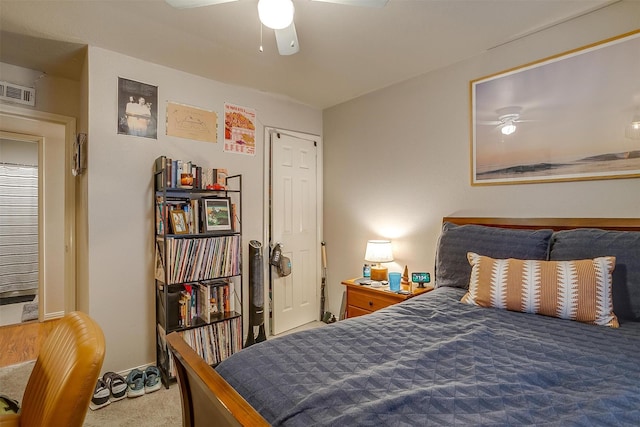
<box><xmin>216</xmin><ymin>287</ymin><xmax>640</xmax><ymax>426</ymax></box>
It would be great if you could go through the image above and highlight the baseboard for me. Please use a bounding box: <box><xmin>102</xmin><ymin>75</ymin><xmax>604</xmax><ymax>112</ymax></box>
<box><xmin>43</xmin><ymin>311</ymin><xmax>65</xmax><ymax>321</ymax></box>
<box><xmin>115</xmin><ymin>362</ymin><xmax>157</xmax><ymax>380</ymax></box>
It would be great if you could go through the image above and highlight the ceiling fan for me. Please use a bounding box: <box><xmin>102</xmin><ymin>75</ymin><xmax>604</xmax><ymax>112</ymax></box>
<box><xmin>478</xmin><ymin>106</ymin><xmax>533</xmax><ymax>136</ymax></box>
<box><xmin>165</xmin><ymin>0</ymin><xmax>388</xmax><ymax>55</ymax></box>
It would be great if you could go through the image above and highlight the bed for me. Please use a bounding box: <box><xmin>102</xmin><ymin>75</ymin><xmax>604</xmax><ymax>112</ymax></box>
<box><xmin>167</xmin><ymin>217</ymin><xmax>640</xmax><ymax>426</ymax></box>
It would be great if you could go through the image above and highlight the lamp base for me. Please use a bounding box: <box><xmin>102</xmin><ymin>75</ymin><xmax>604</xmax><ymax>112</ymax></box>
<box><xmin>371</xmin><ymin>266</ymin><xmax>388</xmax><ymax>281</ymax></box>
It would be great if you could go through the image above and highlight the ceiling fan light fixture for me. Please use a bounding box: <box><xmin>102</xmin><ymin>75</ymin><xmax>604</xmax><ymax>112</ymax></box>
<box><xmin>258</xmin><ymin>0</ymin><xmax>294</xmax><ymax>30</ymax></box>
<box><xmin>501</xmin><ymin>123</ymin><xmax>517</xmax><ymax>136</ymax></box>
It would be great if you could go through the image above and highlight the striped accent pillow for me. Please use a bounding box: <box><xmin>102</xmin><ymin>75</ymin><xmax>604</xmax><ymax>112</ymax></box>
<box><xmin>461</xmin><ymin>252</ymin><xmax>619</xmax><ymax>328</ymax></box>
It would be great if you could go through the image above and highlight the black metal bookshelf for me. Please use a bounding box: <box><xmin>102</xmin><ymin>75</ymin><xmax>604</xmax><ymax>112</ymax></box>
<box><xmin>153</xmin><ymin>157</ymin><xmax>243</xmax><ymax>388</ymax></box>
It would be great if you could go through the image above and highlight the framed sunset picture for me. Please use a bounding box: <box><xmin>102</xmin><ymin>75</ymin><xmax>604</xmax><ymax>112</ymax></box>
<box><xmin>471</xmin><ymin>30</ymin><xmax>640</xmax><ymax>185</ymax></box>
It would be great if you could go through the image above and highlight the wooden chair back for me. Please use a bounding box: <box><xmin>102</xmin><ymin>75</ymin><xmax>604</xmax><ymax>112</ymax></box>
<box><xmin>0</xmin><ymin>311</ymin><xmax>105</xmax><ymax>427</ymax></box>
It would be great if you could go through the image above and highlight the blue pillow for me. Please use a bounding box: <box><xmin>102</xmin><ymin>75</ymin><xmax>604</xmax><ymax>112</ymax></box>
<box><xmin>549</xmin><ymin>228</ymin><xmax>640</xmax><ymax>322</ymax></box>
<box><xmin>435</xmin><ymin>222</ymin><xmax>553</xmax><ymax>289</ymax></box>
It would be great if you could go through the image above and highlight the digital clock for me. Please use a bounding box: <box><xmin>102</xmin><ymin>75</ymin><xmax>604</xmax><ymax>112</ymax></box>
<box><xmin>412</xmin><ymin>272</ymin><xmax>431</xmax><ymax>288</ymax></box>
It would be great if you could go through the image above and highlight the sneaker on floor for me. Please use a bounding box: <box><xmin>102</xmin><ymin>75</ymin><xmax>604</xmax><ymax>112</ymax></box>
<box><xmin>103</xmin><ymin>371</ymin><xmax>127</xmax><ymax>402</ymax></box>
<box><xmin>126</xmin><ymin>368</ymin><xmax>146</xmax><ymax>398</ymax></box>
<box><xmin>0</xmin><ymin>394</ymin><xmax>20</xmax><ymax>414</ymax></box>
<box><xmin>89</xmin><ymin>379</ymin><xmax>110</xmax><ymax>410</ymax></box>
<box><xmin>144</xmin><ymin>366</ymin><xmax>162</xmax><ymax>394</ymax></box>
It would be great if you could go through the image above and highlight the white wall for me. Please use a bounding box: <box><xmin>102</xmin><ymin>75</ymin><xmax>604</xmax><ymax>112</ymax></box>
<box><xmin>0</xmin><ymin>138</ymin><xmax>37</xmax><ymax>165</ymax></box>
<box><xmin>0</xmin><ymin>62</ymin><xmax>80</xmax><ymax>118</ymax></box>
<box><xmin>322</xmin><ymin>1</ymin><xmax>640</xmax><ymax>318</ymax></box>
<box><xmin>86</xmin><ymin>47</ymin><xmax>322</xmax><ymax>372</ymax></box>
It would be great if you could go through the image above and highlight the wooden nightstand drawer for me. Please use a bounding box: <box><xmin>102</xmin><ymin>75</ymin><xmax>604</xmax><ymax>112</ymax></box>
<box><xmin>347</xmin><ymin>305</ymin><xmax>372</xmax><ymax>318</ymax></box>
<box><xmin>348</xmin><ymin>287</ymin><xmax>398</xmax><ymax>312</ymax></box>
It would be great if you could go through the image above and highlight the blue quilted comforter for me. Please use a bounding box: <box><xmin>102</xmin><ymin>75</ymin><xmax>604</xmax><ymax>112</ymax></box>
<box><xmin>216</xmin><ymin>287</ymin><xmax>640</xmax><ymax>426</ymax></box>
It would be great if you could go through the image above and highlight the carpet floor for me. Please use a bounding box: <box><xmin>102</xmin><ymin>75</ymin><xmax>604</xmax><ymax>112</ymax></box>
<box><xmin>0</xmin><ymin>361</ymin><xmax>182</xmax><ymax>426</ymax></box>
<box><xmin>0</xmin><ymin>321</ymin><xmax>325</xmax><ymax>425</ymax></box>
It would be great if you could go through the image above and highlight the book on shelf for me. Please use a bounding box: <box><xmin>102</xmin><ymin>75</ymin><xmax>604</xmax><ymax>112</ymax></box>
<box><xmin>178</xmin><ymin>160</ymin><xmax>194</xmax><ymax>189</ymax></box>
<box><xmin>154</xmin><ymin>240</ymin><xmax>166</xmax><ymax>282</ymax></box>
<box><xmin>154</xmin><ymin>156</ymin><xmax>174</xmax><ymax>189</ymax></box>
<box><xmin>154</xmin><ymin>156</ymin><xmax>167</xmax><ymax>190</ymax></box>
<box><xmin>155</xmin><ymin>196</ymin><xmax>166</xmax><ymax>234</ymax></box>
<box><xmin>165</xmin><ymin>235</ymin><xmax>241</xmax><ymax>284</ymax></box>
<box><xmin>178</xmin><ymin>286</ymin><xmax>192</xmax><ymax>328</ymax></box>
<box><xmin>178</xmin><ymin>284</ymin><xmax>202</xmax><ymax>328</ymax></box>
<box><xmin>156</xmin><ymin>323</ymin><xmax>176</xmax><ymax>378</ymax></box>
<box><xmin>197</xmin><ymin>279</ymin><xmax>233</xmax><ymax>323</ymax></box>
<box><xmin>164</xmin><ymin>316</ymin><xmax>242</xmax><ymax>376</ymax></box>
<box><xmin>155</xmin><ymin>155</ymin><xmax>234</xmax><ymax>191</ymax></box>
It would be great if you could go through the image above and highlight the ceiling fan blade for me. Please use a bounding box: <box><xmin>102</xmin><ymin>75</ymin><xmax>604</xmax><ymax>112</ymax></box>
<box><xmin>477</xmin><ymin>120</ymin><xmax>501</xmax><ymax>126</ymax></box>
<box><xmin>311</xmin><ymin>0</ymin><xmax>388</xmax><ymax>7</ymax></box>
<box><xmin>274</xmin><ymin>23</ymin><xmax>299</xmax><ymax>56</ymax></box>
<box><xmin>165</xmin><ymin>0</ymin><xmax>237</xmax><ymax>9</ymax></box>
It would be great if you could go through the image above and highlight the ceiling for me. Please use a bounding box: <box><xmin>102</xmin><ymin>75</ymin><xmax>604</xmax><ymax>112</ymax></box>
<box><xmin>0</xmin><ymin>0</ymin><xmax>616</xmax><ymax>109</ymax></box>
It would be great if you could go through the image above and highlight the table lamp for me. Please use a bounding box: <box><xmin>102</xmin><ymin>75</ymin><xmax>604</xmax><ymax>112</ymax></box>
<box><xmin>364</xmin><ymin>240</ymin><xmax>393</xmax><ymax>281</ymax></box>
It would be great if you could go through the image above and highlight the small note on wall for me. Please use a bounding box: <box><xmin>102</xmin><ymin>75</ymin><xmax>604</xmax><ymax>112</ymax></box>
<box><xmin>166</xmin><ymin>102</ymin><xmax>217</xmax><ymax>143</ymax></box>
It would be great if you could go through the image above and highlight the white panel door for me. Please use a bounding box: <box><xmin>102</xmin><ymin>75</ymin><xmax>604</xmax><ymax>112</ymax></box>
<box><xmin>271</xmin><ymin>132</ymin><xmax>318</xmax><ymax>335</ymax></box>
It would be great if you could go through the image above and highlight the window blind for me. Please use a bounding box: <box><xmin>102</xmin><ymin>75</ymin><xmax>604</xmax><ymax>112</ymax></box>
<box><xmin>0</xmin><ymin>163</ymin><xmax>38</xmax><ymax>297</ymax></box>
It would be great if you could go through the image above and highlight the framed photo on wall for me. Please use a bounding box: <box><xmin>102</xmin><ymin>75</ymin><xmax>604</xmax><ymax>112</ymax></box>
<box><xmin>117</xmin><ymin>77</ymin><xmax>158</xmax><ymax>139</ymax></box>
<box><xmin>470</xmin><ymin>30</ymin><xmax>640</xmax><ymax>185</ymax></box>
<box><xmin>202</xmin><ymin>198</ymin><xmax>232</xmax><ymax>232</ymax></box>
<box><xmin>169</xmin><ymin>210</ymin><xmax>189</xmax><ymax>235</ymax></box>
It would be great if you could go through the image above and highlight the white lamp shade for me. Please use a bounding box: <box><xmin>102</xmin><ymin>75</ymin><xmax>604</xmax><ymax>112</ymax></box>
<box><xmin>364</xmin><ymin>240</ymin><xmax>393</xmax><ymax>263</ymax></box>
<box><xmin>258</xmin><ymin>0</ymin><xmax>294</xmax><ymax>30</ymax></box>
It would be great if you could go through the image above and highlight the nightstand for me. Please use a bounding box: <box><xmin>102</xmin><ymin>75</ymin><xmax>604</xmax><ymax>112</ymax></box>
<box><xmin>341</xmin><ymin>278</ymin><xmax>433</xmax><ymax>318</ymax></box>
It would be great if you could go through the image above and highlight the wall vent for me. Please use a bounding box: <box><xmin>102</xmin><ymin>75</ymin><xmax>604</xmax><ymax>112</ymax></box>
<box><xmin>0</xmin><ymin>81</ymin><xmax>36</xmax><ymax>107</ymax></box>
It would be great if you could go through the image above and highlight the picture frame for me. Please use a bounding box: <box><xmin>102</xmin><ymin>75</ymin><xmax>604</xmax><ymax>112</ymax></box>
<box><xmin>169</xmin><ymin>209</ymin><xmax>189</xmax><ymax>235</ymax></box>
<box><xmin>202</xmin><ymin>198</ymin><xmax>232</xmax><ymax>233</ymax></box>
<box><xmin>470</xmin><ymin>30</ymin><xmax>640</xmax><ymax>185</ymax></box>
<box><xmin>117</xmin><ymin>77</ymin><xmax>158</xmax><ymax>139</ymax></box>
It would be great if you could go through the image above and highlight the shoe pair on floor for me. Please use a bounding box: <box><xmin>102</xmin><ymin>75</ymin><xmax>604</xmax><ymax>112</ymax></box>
<box><xmin>90</xmin><ymin>366</ymin><xmax>160</xmax><ymax>410</ymax></box>
<box><xmin>125</xmin><ymin>366</ymin><xmax>161</xmax><ymax>398</ymax></box>
<box><xmin>89</xmin><ymin>371</ymin><xmax>127</xmax><ymax>410</ymax></box>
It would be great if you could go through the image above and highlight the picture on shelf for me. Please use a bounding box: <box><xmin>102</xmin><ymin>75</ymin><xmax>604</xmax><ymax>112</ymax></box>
<box><xmin>203</xmin><ymin>198</ymin><xmax>232</xmax><ymax>232</ymax></box>
<box><xmin>170</xmin><ymin>209</ymin><xmax>189</xmax><ymax>234</ymax></box>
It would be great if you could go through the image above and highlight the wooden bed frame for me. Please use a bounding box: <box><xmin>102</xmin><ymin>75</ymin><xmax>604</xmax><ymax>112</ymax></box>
<box><xmin>166</xmin><ymin>217</ymin><xmax>640</xmax><ymax>426</ymax></box>
<box><xmin>442</xmin><ymin>216</ymin><xmax>640</xmax><ymax>231</ymax></box>
<box><xmin>166</xmin><ymin>331</ymin><xmax>269</xmax><ymax>426</ymax></box>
